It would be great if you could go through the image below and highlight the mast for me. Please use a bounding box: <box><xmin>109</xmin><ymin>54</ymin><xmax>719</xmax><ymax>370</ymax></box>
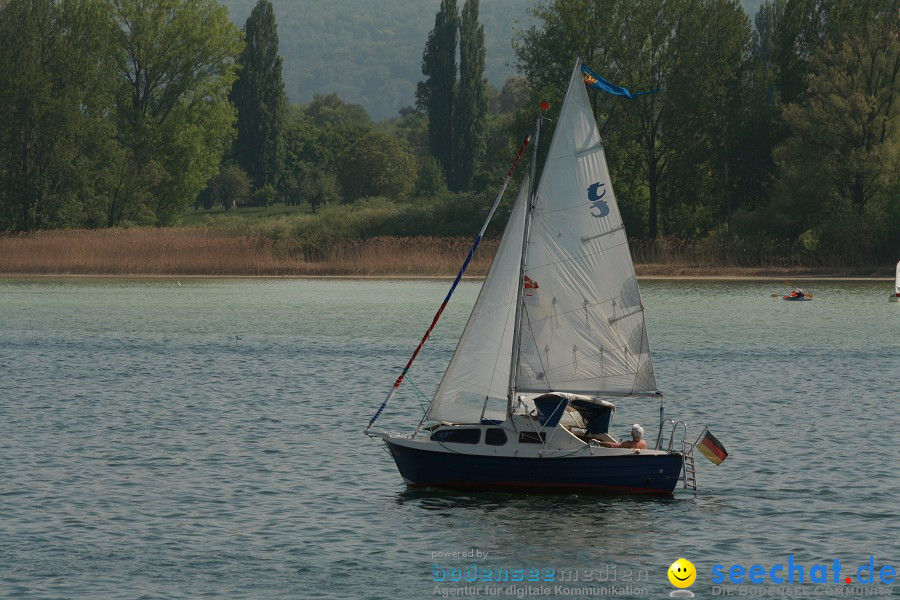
<box><xmin>507</xmin><ymin>110</ymin><xmax>544</xmax><ymax>413</ymax></box>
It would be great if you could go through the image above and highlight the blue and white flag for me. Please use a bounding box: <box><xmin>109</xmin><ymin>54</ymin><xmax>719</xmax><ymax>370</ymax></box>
<box><xmin>581</xmin><ymin>64</ymin><xmax>660</xmax><ymax>99</ymax></box>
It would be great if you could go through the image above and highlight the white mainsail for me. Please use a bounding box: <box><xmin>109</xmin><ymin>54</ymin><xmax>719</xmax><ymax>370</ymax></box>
<box><xmin>426</xmin><ymin>60</ymin><xmax>656</xmax><ymax>423</ymax></box>
<box><xmin>426</xmin><ymin>178</ymin><xmax>530</xmax><ymax>423</ymax></box>
<box><xmin>514</xmin><ymin>60</ymin><xmax>657</xmax><ymax>397</ymax></box>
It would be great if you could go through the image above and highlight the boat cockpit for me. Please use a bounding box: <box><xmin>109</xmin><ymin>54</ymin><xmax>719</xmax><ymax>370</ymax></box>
<box><xmin>421</xmin><ymin>392</ymin><xmax>623</xmax><ymax>448</ymax></box>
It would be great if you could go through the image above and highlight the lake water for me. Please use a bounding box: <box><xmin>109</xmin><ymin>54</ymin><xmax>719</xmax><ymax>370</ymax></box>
<box><xmin>1</xmin><ymin>278</ymin><xmax>897</xmax><ymax>599</ymax></box>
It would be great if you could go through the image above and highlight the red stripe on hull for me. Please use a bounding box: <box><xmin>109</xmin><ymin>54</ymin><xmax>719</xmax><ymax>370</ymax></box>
<box><xmin>406</xmin><ymin>480</ymin><xmax>674</xmax><ymax>495</ymax></box>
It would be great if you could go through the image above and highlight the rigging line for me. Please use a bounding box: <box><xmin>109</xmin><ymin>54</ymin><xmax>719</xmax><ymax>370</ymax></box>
<box><xmin>524</xmin><ymin>295</ymin><xmax>635</xmax><ymax>326</ymax></box>
<box><xmin>405</xmin><ymin>374</ymin><xmax>431</xmax><ymax>418</ymax></box>
<box><xmin>543</xmin><ymin>142</ymin><xmax>606</xmax><ymax>162</ymax></box>
<box><xmin>581</xmin><ymin>225</ymin><xmax>625</xmax><ymax>244</ymax></box>
<box><xmin>528</xmin><ymin>340</ymin><xmax>642</xmax><ymax>378</ymax></box>
<box><xmin>367</xmin><ymin>134</ymin><xmax>533</xmax><ymax>430</ymax></box>
<box><xmin>629</xmin><ymin>319</ymin><xmax>652</xmax><ymax>395</ymax></box>
<box><xmin>483</xmin><ymin>294</ymin><xmax>515</xmax><ymax>414</ymax></box>
<box><xmin>524</xmin><ymin>235</ymin><xmax>630</xmax><ymax>271</ymax></box>
<box><xmin>540</xmin><ymin>445</ymin><xmax>593</xmax><ymax>459</ymax></box>
<box><xmin>608</xmin><ymin>306</ymin><xmax>644</xmax><ymax>324</ymax></box>
<box><xmin>575</xmin><ymin>142</ymin><xmax>606</xmax><ymax>158</ymax></box>
<box><xmin>365</xmin><ymin>433</ymin><xmax>394</xmax><ymax>455</ymax></box>
<box><xmin>521</xmin><ymin>306</ymin><xmax>553</xmax><ymax>390</ymax></box>
<box><xmin>523</xmin><ymin>407</ymin><xmax>553</xmax><ymax>451</ymax></box>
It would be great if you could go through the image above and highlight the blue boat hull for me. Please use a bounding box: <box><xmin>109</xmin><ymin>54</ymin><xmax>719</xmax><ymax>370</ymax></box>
<box><xmin>385</xmin><ymin>439</ymin><xmax>684</xmax><ymax>494</ymax></box>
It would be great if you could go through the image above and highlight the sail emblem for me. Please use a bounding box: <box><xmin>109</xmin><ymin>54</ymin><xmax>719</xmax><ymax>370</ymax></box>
<box><xmin>587</xmin><ymin>182</ymin><xmax>610</xmax><ymax>218</ymax></box>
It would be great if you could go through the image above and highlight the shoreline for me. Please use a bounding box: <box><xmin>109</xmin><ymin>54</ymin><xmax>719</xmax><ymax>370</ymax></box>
<box><xmin>0</xmin><ymin>272</ymin><xmax>890</xmax><ymax>282</ymax></box>
<box><xmin>2</xmin><ymin>229</ymin><xmax>893</xmax><ymax>280</ymax></box>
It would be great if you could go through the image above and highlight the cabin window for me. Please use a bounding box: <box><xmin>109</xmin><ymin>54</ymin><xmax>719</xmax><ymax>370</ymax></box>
<box><xmin>485</xmin><ymin>428</ymin><xmax>508</xmax><ymax>446</ymax></box>
<box><xmin>431</xmin><ymin>428</ymin><xmax>480</xmax><ymax>444</ymax></box>
<box><xmin>518</xmin><ymin>431</ymin><xmax>546</xmax><ymax>444</ymax></box>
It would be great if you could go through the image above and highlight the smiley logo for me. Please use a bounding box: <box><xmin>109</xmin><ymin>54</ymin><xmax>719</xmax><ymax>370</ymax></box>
<box><xmin>668</xmin><ymin>558</ymin><xmax>696</xmax><ymax>588</ymax></box>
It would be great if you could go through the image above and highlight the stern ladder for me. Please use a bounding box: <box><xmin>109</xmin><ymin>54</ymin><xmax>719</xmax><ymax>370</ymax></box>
<box><xmin>656</xmin><ymin>419</ymin><xmax>697</xmax><ymax>490</ymax></box>
<box><xmin>681</xmin><ymin>440</ymin><xmax>697</xmax><ymax>490</ymax></box>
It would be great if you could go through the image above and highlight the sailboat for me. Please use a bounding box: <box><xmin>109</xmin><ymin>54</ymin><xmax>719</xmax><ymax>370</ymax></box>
<box><xmin>366</xmin><ymin>60</ymin><xmax>687</xmax><ymax>494</ymax></box>
<box><xmin>890</xmin><ymin>261</ymin><xmax>899</xmax><ymax>302</ymax></box>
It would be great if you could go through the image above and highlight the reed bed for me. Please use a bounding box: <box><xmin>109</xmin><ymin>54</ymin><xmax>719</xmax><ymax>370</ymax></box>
<box><xmin>630</xmin><ymin>237</ymin><xmax>806</xmax><ymax>268</ymax></box>
<box><xmin>628</xmin><ymin>238</ymin><xmax>889</xmax><ymax>276</ymax></box>
<box><xmin>315</xmin><ymin>236</ymin><xmax>498</xmax><ymax>276</ymax></box>
<box><xmin>0</xmin><ymin>229</ymin><xmax>499</xmax><ymax>276</ymax></box>
<box><xmin>0</xmin><ymin>228</ymin><xmax>887</xmax><ymax>277</ymax></box>
<box><xmin>0</xmin><ymin>228</ymin><xmax>302</xmax><ymax>275</ymax></box>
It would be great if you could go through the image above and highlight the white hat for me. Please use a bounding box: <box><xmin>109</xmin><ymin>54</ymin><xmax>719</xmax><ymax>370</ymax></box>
<box><xmin>631</xmin><ymin>424</ymin><xmax>644</xmax><ymax>439</ymax></box>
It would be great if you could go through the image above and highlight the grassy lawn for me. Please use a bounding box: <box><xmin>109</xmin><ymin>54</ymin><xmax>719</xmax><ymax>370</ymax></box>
<box><xmin>180</xmin><ymin>203</ymin><xmax>313</xmax><ymax>226</ymax></box>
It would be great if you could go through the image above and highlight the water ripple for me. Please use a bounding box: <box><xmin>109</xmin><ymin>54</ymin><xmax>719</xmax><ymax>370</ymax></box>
<box><xmin>0</xmin><ymin>279</ymin><xmax>897</xmax><ymax>598</ymax></box>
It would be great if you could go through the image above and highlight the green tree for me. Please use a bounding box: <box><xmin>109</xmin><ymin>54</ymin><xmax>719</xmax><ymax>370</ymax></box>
<box><xmin>451</xmin><ymin>0</ymin><xmax>487</xmax><ymax>192</ymax></box>
<box><xmin>495</xmin><ymin>78</ymin><xmax>530</xmax><ymax>114</ymax></box>
<box><xmin>415</xmin><ymin>156</ymin><xmax>448</xmax><ymax>197</ymax></box>
<box><xmin>199</xmin><ymin>163</ymin><xmax>252</xmax><ymax>210</ymax></box>
<box><xmin>0</xmin><ymin>0</ymin><xmax>116</xmax><ymax>231</ymax></box>
<box><xmin>252</xmin><ymin>184</ymin><xmax>278</xmax><ymax>209</ymax></box>
<box><xmin>727</xmin><ymin>2</ymin><xmax>785</xmax><ymax>219</ymax></box>
<box><xmin>610</xmin><ymin>0</ymin><xmax>680</xmax><ymax>239</ymax></box>
<box><xmin>517</xmin><ymin>0</ymin><xmax>682</xmax><ymax>239</ymax></box>
<box><xmin>109</xmin><ymin>0</ymin><xmax>243</xmax><ymax>226</ymax></box>
<box><xmin>381</xmin><ymin>107</ymin><xmax>429</xmax><ymax>159</ymax></box>
<box><xmin>230</xmin><ymin>0</ymin><xmax>287</xmax><ymax>189</ymax></box>
<box><xmin>337</xmin><ymin>131</ymin><xmax>416</xmax><ymax>202</ymax></box>
<box><xmin>516</xmin><ymin>0</ymin><xmax>757</xmax><ymax>239</ymax></box>
<box><xmin>283</xmin><ymin>94</ymin><xmax>372</xmax><ymax>212</ymax></box>
<box><xmin>663</xmin><ymin>0</ymin><xmax>752</xmax><ymax>234</ymax></box>
<box><xmin>515</xmin><ymin>0</ymin><xmax>623</xmax><ymax>105</ymax></box>
<box><xmin>283</xmin><ymin>162</ymin><xmax>337</xmax><ymax>213</ymax></box>
<box><xmin>287</xmin><ymin>94</ymin><xmax>372</xmax><ymax>174</ymax></box>
<box><xmin>769</xmin><ymin>0</ymin><xmax>827</xmax><ymax>105</ymax></box>
<box><xmin>416</xmin><ymin>0</ymin><xmax>458</xmax><ymax>184</ymax></box>
<box><xmin>774</xmin><ymin>2</ymin><xmax>900</xmax><ymax>244</ymax></box>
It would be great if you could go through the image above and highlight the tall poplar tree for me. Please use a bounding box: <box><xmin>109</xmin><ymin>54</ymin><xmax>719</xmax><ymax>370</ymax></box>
<box><xmin>452</xmin><ymin>0</ymin><xmax>487</xmax><ymax>192</ymax></box>
<box><xmin>416</xmin><ymin>0</ymin><xmax>458</xmax><ymax>185</ymax></box>
<box><xmin>231</xmin><ymin>0</ymin><xmax>287</xmax><ymax>190</ymax></box>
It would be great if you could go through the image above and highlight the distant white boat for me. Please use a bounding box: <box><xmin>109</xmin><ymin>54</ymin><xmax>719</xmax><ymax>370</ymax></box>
<box><xmin>891</xmin><ymin>261</ymin><xmax>899</xmax><ymax>302</ymax></box>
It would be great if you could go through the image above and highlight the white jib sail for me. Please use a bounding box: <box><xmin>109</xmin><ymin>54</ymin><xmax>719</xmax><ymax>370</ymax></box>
<box><xmin>426</xmin><ymin>178</ymin><xmax>530</xmax><ymax>423</ymax></box>
<box><xmin>514</xmin><ymin>61</ymin><xmax>657</xmax><ymax>397</ymax></box>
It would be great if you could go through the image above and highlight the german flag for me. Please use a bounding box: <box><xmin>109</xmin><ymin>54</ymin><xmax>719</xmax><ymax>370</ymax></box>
<box><xmin>696</xmin><ymin>428</ymin><xmax>728</xmax><ymax>465</ymax></box>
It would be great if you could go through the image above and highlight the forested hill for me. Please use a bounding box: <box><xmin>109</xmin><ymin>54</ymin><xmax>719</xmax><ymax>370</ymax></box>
<box><xmin>219</xmin><ymin>0</ymin><xmax>764</xmax><ymax>121</ymax></box>
<box><xmin>219</xmin><ymin>0</ymin><xmax>537</xmax><ymax>121</ymax></box>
